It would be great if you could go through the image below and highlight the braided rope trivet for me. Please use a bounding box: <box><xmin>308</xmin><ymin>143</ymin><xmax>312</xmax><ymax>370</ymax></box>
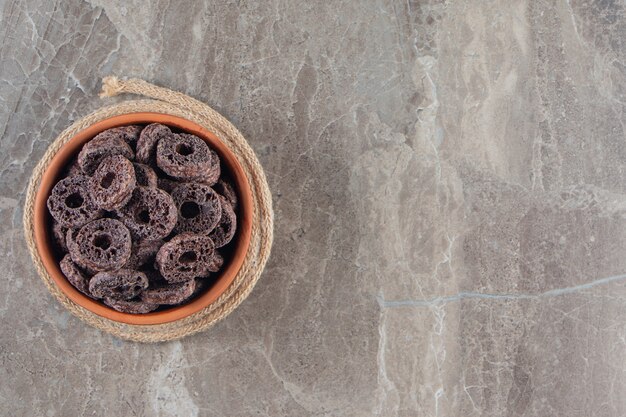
<box><xmin>23</xmin><ymin>77</ymin><xmax>274</xmax><ymax>342</ymax></box>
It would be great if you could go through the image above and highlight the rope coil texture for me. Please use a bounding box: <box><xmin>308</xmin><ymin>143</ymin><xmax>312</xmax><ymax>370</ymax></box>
<box><xmin>23</xmin><ymin>77</ymin><xmax>274</xmax><ymax>343</ymax></box>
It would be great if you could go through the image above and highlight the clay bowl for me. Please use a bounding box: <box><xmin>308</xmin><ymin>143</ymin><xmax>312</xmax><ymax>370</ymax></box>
<box><xmin>33</xmin><ymin>113</ymin><xmax>253</xmax><ymax>325</ymax></box>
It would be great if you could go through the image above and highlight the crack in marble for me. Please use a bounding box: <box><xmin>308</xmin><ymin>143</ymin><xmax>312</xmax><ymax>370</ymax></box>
<box><xmin>564</xmin><ymin>0</ymin><xmax>584</xmax><ymax>46</ymax></box>
<box><xmin>378</xmin><ymin>273</ymin><xmax>626</xmax><ymax>308</ymax></box>
<box><xmin>258</xmin><ymin>334</ymin><xmax>311</xmax><ymax>412</ymax></box>
<box><xmin>374</xmin><ymin>311</ymin><xmax>399</xmax><ymax>415</ymax></box>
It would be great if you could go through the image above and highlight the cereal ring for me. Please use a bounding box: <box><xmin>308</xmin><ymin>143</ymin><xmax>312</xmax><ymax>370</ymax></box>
<box><xmin>133</xmin><ymin>163</ymin><xmax>158</xmax><ymax>188</ymax></box>
<box><xmin>66</xmin><ymin>227</ymin><xmax>99</xmax><ymax>275</ymax></box>
<box><xmin>94</xmin><ymin>125</ymin><xmax>143</xmax><ymax>149</ymax></box>
<box><xmin>103</xmin><ymin>297</ymin><xmax>158</xmax><ymax>314</ymax></box>
<box><xmin>89</xmin><ymin>155</ymin><xmax>136</xmax><ymax>210</ymax></box>
<box><xmin>117</xmin><ymin>187</ymin><xmax>177</xmax><ymax>240</ymax></box>
<box><xmin>47</xmin><ymin>175</ymin><xmax>103</xmax><ymax>228</ymax></box>
<box><xmin>89</xmin><ymin>269</ymin><xmax>148</xmax><ymax>300</ymax></box>
<box><xmin>59</xmin><ymin>254</ymin><xmax>93</xmax><ymax>298</ymax></box>
<box><xmin>140</xmin><ymin>279</ymin><xmax>196</xmax><ymax>305</ymax></box>
<box><xmin>136</xmin><ymin>123</ymin><xmax>173</xmax><ymax>165</ymax></box>
<box><xmin>171</xmin><ymin>183</ymin><xmax>222</xmax><ymax>234</ymax></box>
<box><xmin>124</xmin><ymin>239</ymin><xmax>163</xmax><ymax>269</ymax></box>
<box><xmin>106</xmin><ymin>125</ymin><xmax>143</xmax><ymax>147</ymax></box>
<box><xmin>156</xmin><ymin>233</ymin><xmax>214</xmax><ymax>283</ymax></box>
<box><xmin>156</xmin><ymin>133</ymin><xmax>218</xmax><ymax>180</ymax></box>
<box><xmin>159</xmin><ymin>174</ymin><xmax>226</xmax><ymax>196</ymax></box>
<box><xmin>78</xmin><ymin>133</ymin><xmax>134</xmax><ymax>175</ymax></box>
<box><xmin>68</xmin><ymin>218</ymin><xmax>132</xmax><ymax>272</ymax></box>
<box><xmin>213</xmin><ymin>178</ymin><xmax>238</xmax><ymax>210</ymax></box>
<box><xmin>209</xmin><ymin>196</ymin><xmax>237</xmax><ymax>248</ymax></box>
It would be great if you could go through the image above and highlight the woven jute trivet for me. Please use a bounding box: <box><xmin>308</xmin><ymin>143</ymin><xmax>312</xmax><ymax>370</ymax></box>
<box><xmin>23</xmin><ymin>76</ymin><xmax>273</xmax><ymax>343</ymax></box>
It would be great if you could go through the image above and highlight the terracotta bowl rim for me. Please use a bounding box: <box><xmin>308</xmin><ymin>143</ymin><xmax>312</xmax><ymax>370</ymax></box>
<box><xmin>33</xmin><ymin>112</ymin><xmax>253</xmax><ymax>325</ymax></box>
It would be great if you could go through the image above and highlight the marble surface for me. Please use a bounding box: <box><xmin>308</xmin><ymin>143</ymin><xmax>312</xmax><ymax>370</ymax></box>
<box><xmin>1</xmin><ymin>0</ymin><xmax>625</xmax><ymax>416</ymax></box>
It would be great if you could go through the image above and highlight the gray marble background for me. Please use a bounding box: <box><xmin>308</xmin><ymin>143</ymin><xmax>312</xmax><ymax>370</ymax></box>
<box><xmin>1</xmin><ymin>0</ymin><xmax>625</xmax><ymax>416</ymax></box>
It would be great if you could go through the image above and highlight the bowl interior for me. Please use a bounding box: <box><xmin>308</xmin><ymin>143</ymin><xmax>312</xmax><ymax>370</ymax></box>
<box><xmin>33</xmin><ymin>113</ymin><xmax>253</xmax><ymax>325</ymax></box>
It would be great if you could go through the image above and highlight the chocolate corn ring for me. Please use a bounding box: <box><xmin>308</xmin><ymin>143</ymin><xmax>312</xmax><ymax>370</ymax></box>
<box><xmin>156</xmin><ymin>232</ymin><xmax>214</xmax><ymax>283</ymax></box>
<box><xmin>140</xmin><ymin>279</ymin><xmax>196</xmax><ymax>305</ymax></box>
<box><xmin>59</xmin><ymin>254</ymin><xmax>93</xmax><ymax>298</ymax></box>
<box><xmin>77</xmin><ymin>133</ymin><xmax>134</xmax><ymax>175</ymax></box>
<box><xmin>47</xmin><ymin>175</ymin><xmax>103</xmax><ymax>228</ymax></box>
<box><xmin>89</xmin><ymin>269</ymin><xmax>149</xmax><ymax>300</ymax></box>
<box><xmin>171</xmin><ymin>182</ymin><xmax>222</xmax><ymax>234</ymax></box>
<box><xmin>117</xmin><ymin>187</ymin><xmax>177</xmax><ymax>240</ymax></box>
<box><xmin>89</xmin><ymin>155</ymin><xmax>136</xmax><ymax>210</ymax></box>
<box><xmin>103</xmin><ymin>297</ymin><xmax>158</xmax><ymax>314</ymax></box>
<box><xmin>156</xmin><ymin>133</ymin><xmax>218</xmax><ymax>181</ymax></box>
<box><xmin>68</xmin><ymin>218</ymin><xmax>132</xmax><ymax>272</ymax></box>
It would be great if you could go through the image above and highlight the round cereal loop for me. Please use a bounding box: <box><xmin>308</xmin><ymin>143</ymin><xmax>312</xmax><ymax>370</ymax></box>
<box><xmin>136</xmin><ymin>123</ymin><xmax>173</xmax><ymax>165</ymax></box>
<box><xmin>59</xmin><ymin>254</ymin><xmax>93</xmax><ymax>298</ymax></box>
<box><xmin>156</xmin><ymin>233</ymin><xmax>214</xmax><ymax>283</ymax></box>
<box><xmin>89</xmin><ymin>269</ymin><xmax>149</xmax><ymax>300</ymax></box>
<box><xmin>133</xmin><ymin>163</ymin><xmax>158</xmax><ymax>188</ymax></box>
<box><xmin>78</xmin><ymin>133</ymin><xmax>134</xmax><ymax>175</ymax></box>
<box><xmin>124</xmin><ymin>239</ymin><xmax>163</xmax><ymax>269</ymax></box>
<box><xmin>156</xmin><ymin>133</ymin><xmax>217</xmax><ymax>180</ymax></box>
<box><xmin>95</xmin><ymin>125</ymin><xmax>143</xmax><ymax>149</ymax></box>
<box><xmin>209</xmin><ymin>196</ymin><xmax>237</xmax><ymax>248</ymax></box>
<box><xmin>103</xmin><ymin>297</ymin><xmax>158</xmax><ymax>314</ymax></box>
<box><xmin>69</xmin><ymin>218</ymin><xmax>132</xmax><ymax>272</ymax></box>
<box><xmin>171</xmin><ymin>183</ymin><xmax>222</xmax><ymax>234</ymax></box>
<box><xmin>89</xmin><ymin>155</ymin><xmax>136</xmax><ymax>210</ymax></box>
<box><xmin>157</xmin><ymin>175</ymin><xmax>222</xmax><ymax>196</ymax></box>
<box><xmin>159</xmin><ymin>174</ymin><xmax>225</xmax><ymax>196</ymax></box>
<box><xmin>47</xmin><ymin>175</ymin><xmax>103</xmax><ymax>228</ymax></box>
<box><xmin>66</xmin><ymin>227</ymin><xmax>98</xmax><ymax>275</ymax></box>
<box><xmin>105</xmin><ymin>125</ymin><xmax>143</xmax><ymax>147</ymax></box>
<box><xmin>213</xmin><ymin>178</ymin><xmax>238</xmax><ymax>210</ymax></box>
<box><xmin>117</xmin><ymin>187</ymin><xmax>177</xmax><ymax>240</ymax></box>
<box><xmin>140</xmin><ymin>279</ymin><xmax>196</xmax><ymax>305</ymax></box>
